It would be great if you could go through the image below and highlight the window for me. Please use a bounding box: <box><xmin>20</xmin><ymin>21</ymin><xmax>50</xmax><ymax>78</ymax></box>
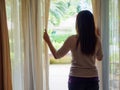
<box><xmin>109</xmin><ymin>0</ymin><xmax>120</xmax><ymax>89</ymax></box>
<box><xmin>48</xmin><ymin>0</ymin><xmax>92</xmax><ymax>90</ymax></box>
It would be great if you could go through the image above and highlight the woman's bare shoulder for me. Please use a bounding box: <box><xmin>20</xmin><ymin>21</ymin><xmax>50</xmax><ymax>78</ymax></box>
<box><xmin>68</xmin><ymin>34</ymin><xmax>78</xmax><ymax>39</ymax></box>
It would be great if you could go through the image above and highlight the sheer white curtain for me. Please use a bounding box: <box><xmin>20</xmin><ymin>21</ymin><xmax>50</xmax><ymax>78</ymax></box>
<box><xmin>92</xmin><ymin>0</ymin><xmax>120</xmax><ymax>90</ymax></box>
<box><xmin>6</xmin><ymin>0</ymin><xmax>50</xmax><ymax>90</ymax></box>
<box><xmin>109</xmin><ymin>0</ymin><xmax>120</xmax><ymax>89</ymax></box>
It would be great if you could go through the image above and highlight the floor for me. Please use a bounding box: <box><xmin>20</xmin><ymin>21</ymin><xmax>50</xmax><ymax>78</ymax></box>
<box><xmin>49</xmin><ymin>64</ymin><xmax>120</xmax><ymax>90</ymax></box>
<box><xmin>49</xmin><ymin>64</ymin><xmax>70</xmax><ymax>90</ymax></box>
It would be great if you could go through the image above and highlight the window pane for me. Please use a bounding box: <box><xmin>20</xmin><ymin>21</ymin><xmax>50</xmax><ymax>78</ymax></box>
<box><xmin>109</xmin><ymin>0</ymin><xmax>120</xmax><ymax>90</ymax></box>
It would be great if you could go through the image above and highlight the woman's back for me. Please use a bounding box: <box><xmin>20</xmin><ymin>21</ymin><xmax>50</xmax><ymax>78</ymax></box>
<box><xmin>67</xmin><ymin>35</ymin><xmax>103</xmax><ymax>77</ymax></box>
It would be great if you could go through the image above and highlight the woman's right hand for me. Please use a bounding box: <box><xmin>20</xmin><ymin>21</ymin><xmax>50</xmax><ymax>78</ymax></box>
<box><xmin>43</xmin><ymin>29</ymin><xmax>50</xmax><ymax>43</ymax></box>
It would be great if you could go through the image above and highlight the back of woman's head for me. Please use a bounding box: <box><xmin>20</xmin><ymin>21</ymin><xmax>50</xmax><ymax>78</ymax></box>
<box><xmin>76</xmin><ymin>10</ymin><xmax>97</xmax><ymax>56</ymax></box>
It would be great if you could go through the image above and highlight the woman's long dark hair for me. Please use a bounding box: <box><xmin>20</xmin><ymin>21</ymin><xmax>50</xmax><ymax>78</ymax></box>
<box><xmin>76</xmin><ymin>10</ymin><xmax>97</xmax><ymax>56</ymax></box>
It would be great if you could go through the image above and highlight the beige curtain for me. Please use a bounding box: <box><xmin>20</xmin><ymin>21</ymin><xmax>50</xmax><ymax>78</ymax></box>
<box><xmin>5</xmin><ymin>0</ymin><xmax>50</xmax><ymax>90</ymax></box>
<box><xmin>0</xmin><ymin>0</ymin><xmax>12</xmax><ymax>90</ymax></box>
<box><xmin>22</xmin><ymin>0</ymin><xmax>50</xmax><ymax>89</ymax></box>
<box><xmin>92</xmin><ymin>0</ymin><xmax>101</xmax><ymax>31</ymax></box>
<box><xmin>92</xmin><ymin>0</ymin><xmax>103</xmax><ymax>90</ymax></box>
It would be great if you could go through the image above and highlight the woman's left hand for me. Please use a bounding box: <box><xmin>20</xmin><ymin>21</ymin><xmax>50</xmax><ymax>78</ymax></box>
<box><xmin>96</xmin><ymin>28</ymin><xmax>101</xmax><ymax>37</ymax></box>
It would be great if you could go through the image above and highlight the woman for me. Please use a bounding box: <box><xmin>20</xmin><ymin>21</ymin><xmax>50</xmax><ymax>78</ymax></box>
<box><xmin>43</xmin><ymin>10</ymin><xmax>103</xmax><ymax>90</ymax></box>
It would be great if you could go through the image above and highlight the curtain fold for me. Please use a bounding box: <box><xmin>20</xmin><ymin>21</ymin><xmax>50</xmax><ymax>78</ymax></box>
<box><xmin>0</xmin><ymin>13</ymin><xmax>4</xmax><ymax>90</ymax></box>
<box><xmin>118</xmin><ymin>0</ymin><xmax>120</xmax><ymax>53</ymax></box>
<box><xmin>44</xmin><ymin>0</ymin><xmax>50</xmax><ymax>90</ymax></box>
<box><xmin>92</xmin><ymin>0</ymin><xmax>103</xmax><ymax>90</ymax></box>
<box><xmin>117</xmin><ymin>1</ymin><xmax>120</xmax><ymax>89</ymax></box>
<box><xmin>92</xmin><ymin>0</ymin><xmax>101</xmax><ymax>31</ymax></box>
<box><xmin>0</xmin><ymin>0</ymin><xmax>12</xmax><ymax>90</ymax></box>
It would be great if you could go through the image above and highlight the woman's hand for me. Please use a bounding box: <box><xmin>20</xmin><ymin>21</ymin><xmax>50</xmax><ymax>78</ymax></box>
<box><xmin>43</xmin><ymin>29</ymin><xmax>57</xmax><ymax>59</ymax></box>
<box><xmin>96</xmin><ymin>28</ymin><xmax>101</xmax><ymax>36</ymax></box>
<box><xmin>43</xmin><ymin>29</ymin><xmax>50</xmax><ymax>43</ymax></box>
